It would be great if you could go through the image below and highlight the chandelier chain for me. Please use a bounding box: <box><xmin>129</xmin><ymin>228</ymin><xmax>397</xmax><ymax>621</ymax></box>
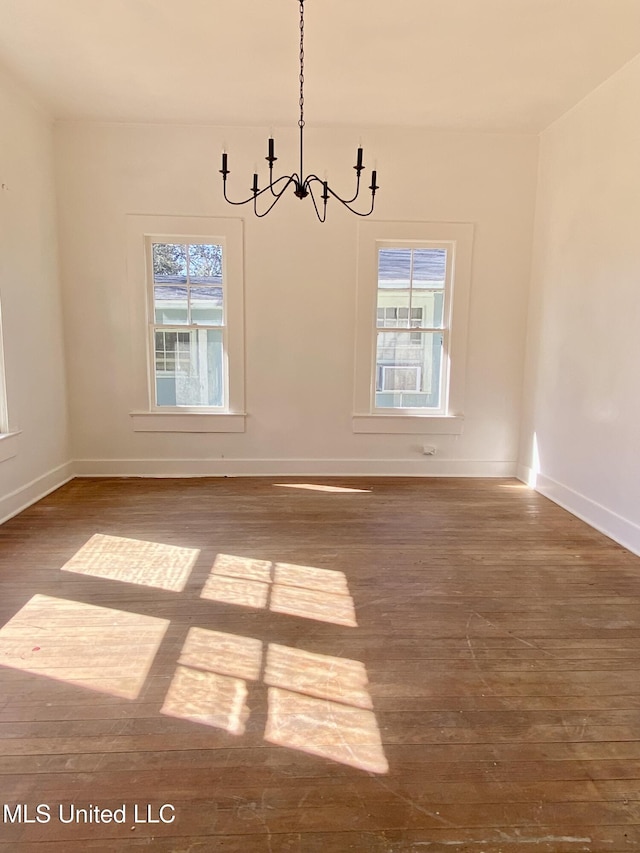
<box><xmin>299</xmin><ymin>0</ymin><xmax>305</xmax><ymax>129</ymax></box>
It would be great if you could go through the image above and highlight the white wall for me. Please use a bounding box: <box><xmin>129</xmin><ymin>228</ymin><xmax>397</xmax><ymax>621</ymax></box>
<box><xmin>0</xmin><ymin>66</ymin><xmax>71</xmax><ymax>522</ymax></box>
<box><xmin>519</xmin><ymin>55</ymin><xmax>640</xmax><ymax>554</ymax></box>
<box><xmin>55</xmin><ymin>121</ymin><xmax>538</xmax><ymax>477</ymax></box>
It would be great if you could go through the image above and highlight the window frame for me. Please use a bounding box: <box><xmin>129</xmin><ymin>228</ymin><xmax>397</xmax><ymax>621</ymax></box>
<box><xmin>353</xmin><ymin>221</ymin><xmax>473</xmax><ymax>435</ymax></box>
<box><xmin>0</xmin><ymin>293</ymin><xmax>19</xmax><ymax>463</ymax></box>
<box><xmin>373</xmin><ymin>241</ymin><xmax>452</xmax><ymax>415</ymax></box>
<box><xmin>127</xmin><ymin>215</ymin><xmax>245</xmax><ymax>434</ymax></box>
<box><xmin>0</xmin><ymin>293</ymin><xmax>7</xmax><ymax>433</ymax></box>
<box><xmin>146</xmin><ymin>236</ymin><xmax>229</xmax><ymax>412</ymax></box>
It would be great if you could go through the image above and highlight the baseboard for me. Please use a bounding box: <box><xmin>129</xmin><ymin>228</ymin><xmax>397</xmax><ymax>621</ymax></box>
<box><xmin>73</xmin><ymin>458</ymin><xmax>517</xmax><ymax>479</ymax></box>
<box><xmin>0</xmin><ymin>462</ymin><xmax>75</xmax><ymax>525</ymax></box>
<box><xmin>516</xmin><ymin>463</ymin><xmax>537</xmax><ymax>487</ymax></box>
<box><xmin>528</xmin><ymin>472</ymin><xmax>640</xmax><ymax>557</ymax></box>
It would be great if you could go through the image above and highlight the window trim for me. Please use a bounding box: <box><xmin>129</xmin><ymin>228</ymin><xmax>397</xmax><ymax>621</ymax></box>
<box><xmin>129</xmin><ymin>412</ymin><xmax>245</xmax><ymax>433</ymax></box>
<box><xmin>126</xmin><ymin>215</ymin><xmax>245</xmax><ymax>433</ymax></box>
<box><xmin>353</xmin><ymin>221</ymin><xmax>473</xmax><ymax>434</ymax></box>
<box><xmin>0</xmin><ymin>430</ymin><xmax>20</xmax><ymax>463</ymax></box>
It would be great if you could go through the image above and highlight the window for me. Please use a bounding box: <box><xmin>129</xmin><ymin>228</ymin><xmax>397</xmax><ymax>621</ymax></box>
<box><xmin>0</xmin><ymin>295</ymin><xmax>7</xmax><ymax>432</ymax></box>
<box><xmin>353</xmin><ymin>221</ymin><xmax>473</xmax><ymax>434</ymax></box>
<box><xmin>149</xmin><ymin>240</ymin><xmax>226</xmax><ymax>408</ymax></box>
<box><xmin>374</xmin><ymin>246</ymin><xmax>447</xmax><ymax>411</ymax></box>
<box><xmin>0</xmin><ymin>294</ymin><xmax>19</xmax><ymax>464</ymax></box>
<box><xmin>127</xmin><ymin>216</ymin><xmax>244</xmax><ymax>433</ymax></box>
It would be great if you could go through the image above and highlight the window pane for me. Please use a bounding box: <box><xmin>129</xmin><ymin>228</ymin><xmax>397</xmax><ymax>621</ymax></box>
<box><xmin>377</xmin><ymin>298</ymin><xmax>411</xmax><ymax>327</ymax></box>
<box><xmin>155</xmin><ymin>329</ymin><xmax>224</xmax><ymax>407</ymax></box>
<box><xmin>413</xmin><ymin>248</ymin><xmax>446</xmax><ymax>289</ymax></box>
<box><xmin>378</xmin><ymin>248</ymin><xmax>411</xmax><ymax>289</ymax></box>
<box><xmin>153</xmin><ymin>243</ymin><xmax>187</xmax><ymax>283</ymax></box>
<box><xmin>375</xmin><ymin>331</ymin><xmax>443</xmax><ymax>409</ymax></box>
<box><xmin>412</xmin><ymin>290</ymin><xmax>445</xmax><ymax>328</ymax></box>
<box><xmin>154</xmin><ymin>286</ymin><xmax>188</xmax><ymax>324</ymax></box>
<box><xmin>155</xmin><ymin>329</ymin><xmax>191</xmax><ymax>376</ymax></box>
<box><xmin>155</xmin><ymin>330</ymin><xmax>174</xmax><ymax>373</ymax></box>
<box><xmin>205</xmin><ymin>329</ymin><xmax>225</xmax><ymax>407</ymax></box>
<box><xmin>191</xmin><ymin>286</ymin><xmax>223</xmax><ymax>326</ymax></box>
<box><xmin>189</xmin><ymin>244</ymin><xmax>223</xmax><ymax>284</ymax></box>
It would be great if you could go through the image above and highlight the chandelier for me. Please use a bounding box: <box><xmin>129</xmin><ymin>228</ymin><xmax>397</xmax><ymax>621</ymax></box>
<box><xmin>220</xmin><ymin>0</ymin><xmax>379</xmax><ymax>221</ymax></box>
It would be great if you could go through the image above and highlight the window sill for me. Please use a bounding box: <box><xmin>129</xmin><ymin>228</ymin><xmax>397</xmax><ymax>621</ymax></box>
<box><xmin>0</xmin><ymin>431</ymin><xmax>21</xmax><ymax>463</ymax></box>
<box><xmin>352</xmin><ymin>415</ymin><xmax>464</xmax><ymax>435</ymax></box>
<box><xmin>130</xmin><ymin>412</ymin><xmax>246</xmax><ymax>433</ymax></box>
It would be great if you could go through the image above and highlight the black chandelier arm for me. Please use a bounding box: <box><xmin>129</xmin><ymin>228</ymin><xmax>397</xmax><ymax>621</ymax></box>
<box><xmin>221</xmin><ymin>173</ymin><xmax>295</xmax><ymax>206</ymax></box>
<box><xmin>267</xmin><ymin>161</ymin><xmax>282</xmax><ymax>197</ymax></box>
<box><xmin>333</xmin><ymin>190</ymin><xmax>377</xmax><ymax>218</ymax></box>
<box><xmin>336</xmin><ymin>173</ymin><xmax>362</xmax><ymax>206</ymax></box>
<box><xmin>252</xmin><ymin>176</ymin><xmax>299</xmax><ymax>218</ymax></box>
<box><xmin>304</xmin><ymin>174</ymin><xmax>378</xmax><ymax>218</ymax></box>
<box><xmin>268</xmin><ymin>167</ymin><xmax>279</xmax><ymax>197</ymax></box>
<box><xmin>221</xmin><ymin>179</ymin><xmax>256</xmax><ymax>207</ymax></box>
<box><xmin>305</xmin><ymin>169</ymin><xmax>362</xmax><ymax>206</ymax></box>
<box><xmin>306</xmin><ymin>180</ymin><xmax>328</xmax><ymax>223</ymax></box>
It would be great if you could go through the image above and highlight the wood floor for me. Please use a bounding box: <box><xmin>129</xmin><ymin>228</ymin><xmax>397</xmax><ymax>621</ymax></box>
<box><xmin>1</xmin><ymin>477</ymin><xmax>640</xmax><ymax>852</ymax></box>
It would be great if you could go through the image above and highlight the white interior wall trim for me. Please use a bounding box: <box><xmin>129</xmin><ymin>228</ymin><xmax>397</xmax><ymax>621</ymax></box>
<box><xmin>516</xmin><ymin>463</ymin><xmax>536</xmax><ymax>488</ymax></box>
<box><xmin>519</xmin><ymin>471</ymin><xmax>640</xmax><ymax>557</ymax></box>
<box><xmin>72</xmin><ymin>458</ymin><xmax>516</xmax><ymax>478</ymax></box>
<box><xmin>0</xmin><ymin>431</ymin><xmax>21</xmax><ymax>464</ymax></box>
<box><xmin>352</xmin><ymin>416</ymin><xmax>464</xmax><ymax>435</ymax></box>
<box><xmin>0</xmin><ymin>463</ymin><xmax>74</xmax><ymax>525</ymax></box>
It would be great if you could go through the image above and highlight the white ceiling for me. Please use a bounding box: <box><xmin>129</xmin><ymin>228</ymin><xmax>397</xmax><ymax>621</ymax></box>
<box><xmin>1</xmin><ymin>0</ymin><xmax>640</xmax><ymax>132</ymax></box>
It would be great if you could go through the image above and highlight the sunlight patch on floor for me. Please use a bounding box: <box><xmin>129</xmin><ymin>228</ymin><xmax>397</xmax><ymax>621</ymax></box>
<box><xmin>161</xmin><ymin>664</ymin><xmax>250</xmax><ymax>735</ymax></box>
<box><xmin>0</xmin><ymin>594</ymin><xmax>168</xmax><ymax>699</ymax></box>
<box><xmin>265</xmin><ymin>687</ymin><xmax>388</xmax><ymax>774</ymax></box>
<box><xmin>270</xmin><ymin>583</ymin><xmax>357</xmax><ymax>627</ymax></box>
<box><xmin>273</xmin><ymin>562</ymin><xmax>350</xmax><ymax>595</ymax></box>
<box><xmin>5</xmin><ymin>552</ymin><xmax>385</xmax><ymax>772</ymax></box>
<box><xmin>274</xmin><ymin>483</ymin><xmax>372</xmax><ymax>493</ymax></box>
<box><xmin>210</xmin><ymin>553</ymin><xmax>272</xmax><ymax>583</ymax></box>
<box><xmin>200</xmin><ymin>555</ymin><xmax>357</xmax><ymax>626</ymax></box>
<box><xmin>265</xmin><ymin>644</ymin><xmax>373</xmax><ymax>709</ymax></box>
<box><xmin>163</xmin><ymin>628</ymin><xmax>388</xmax><ymax>773</ymax></box>
<box><xmin>60</xmin><ymin>533</ymin><xmax>199</xmax><ymax>592</ymax></box>
<box><xmin>200</xmin><ymin>573</ymin><xmax>270</xmax><ymax>609</ymax></box>
<box><xmin>200</xmin><ymin>554</ymin><xmax>271</xmax><ymax>608</ymax></box>
<box><xmin>178</xmin><ymin>627</ymin><xmax>263</xmax><ymax>682</ymax></box>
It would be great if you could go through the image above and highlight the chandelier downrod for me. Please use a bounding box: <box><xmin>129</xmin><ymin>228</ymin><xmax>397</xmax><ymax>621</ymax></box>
<box><xmin>220</xmin><ymin>0</ymin><xmax>378</xmax><ymax>221</ymax></box>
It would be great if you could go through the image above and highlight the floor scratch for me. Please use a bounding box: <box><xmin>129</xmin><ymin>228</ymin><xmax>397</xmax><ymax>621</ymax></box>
<box><xmin>470</xmin><ymin>609</ymin><xmax>558</xmax><ymax>658</ymax></box>
<box><xmin>369</xmin><ymin>775</ymin><xmax>455</xmax><ymax>827</ymax></box>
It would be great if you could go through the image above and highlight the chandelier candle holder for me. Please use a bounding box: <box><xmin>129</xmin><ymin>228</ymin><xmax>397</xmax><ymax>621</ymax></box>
<box><xmin>220</xmin><ymin>0</ymin><xmax>378</xmax><ymax>222</ymax></box>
